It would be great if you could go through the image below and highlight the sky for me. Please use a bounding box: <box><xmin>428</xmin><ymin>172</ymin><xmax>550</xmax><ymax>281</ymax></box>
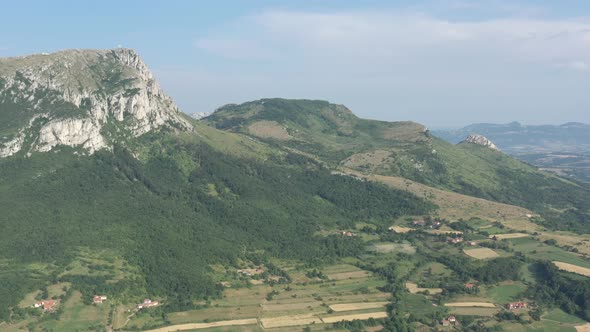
<box><xmin>1</xmin><ymin>0</ymin><xmax>590</xmax><ymax>128</ymax></box>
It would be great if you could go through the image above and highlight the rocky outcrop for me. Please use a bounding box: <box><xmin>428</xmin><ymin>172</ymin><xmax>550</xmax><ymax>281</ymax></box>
<box><xmin>0</xmin><ymin>48</ymin><xmax>192</xmax><ymax>157</ymax></box>
<box><xmin>191</xmin><ymin>112</ymin><xmax>210</xmax><ymax>120</ymax></box>
<box><xmin>463</xmin><ymin>134</ymin><xmax>499</xmax><ymax>150</ymax></box>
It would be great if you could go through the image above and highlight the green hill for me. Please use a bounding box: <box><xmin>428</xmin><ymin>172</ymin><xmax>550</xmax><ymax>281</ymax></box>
<box><xmin>0</xmin><ymin>51</ymin><xmax>433</xmax><ymax>319</ymax></box>
<box><xmin>205</xmin><ymin>99</ymin><xmax>590</xmax><ymax>231</ymax></box>
<box><xmin>1</xmin><ymin>50</ymin><xmax>589</xmax><ymax>330</ymax></box>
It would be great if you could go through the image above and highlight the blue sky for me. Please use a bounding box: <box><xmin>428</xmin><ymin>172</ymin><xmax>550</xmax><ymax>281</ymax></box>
<box><xmin>2</xmin><ymin>0</ymin><xmax>590</xmax><ymax>127</ymax></box>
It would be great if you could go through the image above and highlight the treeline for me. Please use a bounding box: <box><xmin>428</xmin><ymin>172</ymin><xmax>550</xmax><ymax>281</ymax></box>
<box><xmin>435</xmin><ymin>255</ymin><xmax>522</xmax><ymax>284</ymax></box>
<box><xmin>528</xmin><ymin>261</ymin><xmax>590</xmax><ymax>321</ymax></box>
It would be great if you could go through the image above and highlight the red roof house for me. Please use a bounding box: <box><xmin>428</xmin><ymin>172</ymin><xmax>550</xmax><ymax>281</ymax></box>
<box><xmin>34</xmin><ymin>300</ymin><xmax>57</xmax><ymax>311</ymax></box>
<box><xmin>93</xmin><ymin>295</ymin><xmax>107</xmax><ymax>304</ymax></box>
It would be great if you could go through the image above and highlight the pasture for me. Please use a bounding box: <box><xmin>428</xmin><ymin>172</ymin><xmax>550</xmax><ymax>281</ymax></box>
<box><xmin>491</xmin><ymin>233</ymin><xmax>529</xmax><ymax>240</ymax></box>
<box><xmin>160</xmin><ymin>262</ymin><xmax>391</xmax><ymax>330</ymax></box>
<box><xmin>464</xmin><ymin>248</ymin><xmax>500</xmax><ymax>259</ymax></box>
<box><xmin>444</xmin><ymin>302</ymin><xmax>496</xmax><ymax>308</ymax></box>
<box><xmin>553</xmin><ymin>261</ymin><xmax>590</xmax><ymax>277</ymax></box>
<box><xmin>405</xmin><ymin>282</ymin><xmax>443</xmax><ymax>295</ymax></box>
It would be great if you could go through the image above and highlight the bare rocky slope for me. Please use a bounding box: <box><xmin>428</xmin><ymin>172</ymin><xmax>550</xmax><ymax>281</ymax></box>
<box><xmin>0</xmin><ymin>48</ymin><xmax>191</xmax><ymax>157</ymax></box>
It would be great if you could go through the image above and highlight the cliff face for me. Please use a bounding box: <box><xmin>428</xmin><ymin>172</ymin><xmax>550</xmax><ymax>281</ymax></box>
<box><xmin>463</xmin><ymin>134</ymin><xmax>499</xmax><ymax>150</ymax></box>
<box><xmin>0</xmin><ymin>48</ymin><xmax>192</xmax><ymax>157</ymax></box>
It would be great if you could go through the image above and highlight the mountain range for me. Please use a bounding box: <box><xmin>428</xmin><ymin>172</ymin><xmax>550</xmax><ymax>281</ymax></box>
<box><xmin>433</xmin><ymin>122</ymin><xmax>590</xmax><ymax>153</ymax></box>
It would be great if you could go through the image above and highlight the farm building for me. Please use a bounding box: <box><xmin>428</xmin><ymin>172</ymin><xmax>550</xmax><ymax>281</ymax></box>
<box><xmin>505</xmin><ymin>302</ymin><xmax>527</xmax><ymax>310</ymax></box>
<box><xmin>237</xmin><ymin>267</ymin><xmax>264</xmax><ymax>276</ymax></box>
<box><xmin>466</xmin><ymin>241</ymin><xmax>477</xmax><ymax>246</ymax></box>
<box><xmin>93</xmin><ymin>295</ymin><xmax>107</xmax><ymax>304</ymax></box>
<box><xmin>138</xmin><ymin>299</ymin><xmax>159</xmax><ymax>309</ymax></box>
<box><xmin>441</xmin><ymin>315</ymin><xmax>458</xmax><ymax>326</ymax></box>
<box><xmin>413</xmin><ymin>220</ymin><xmax>426</xmax><ymax>226</ymax></box>
<box><xmin>449</xmin><ymin>237</ymin><xmax>463</xmax><ymax>244</ymax></box>
<box><xmin>340</xmin><ymin>231</ymin><xmax>355</xmax><ymax>237</ymax></box>
<box><xmin>33</xmin><ymin>300</ymin><xmax>57</xmax><ymax>311</ymax></box>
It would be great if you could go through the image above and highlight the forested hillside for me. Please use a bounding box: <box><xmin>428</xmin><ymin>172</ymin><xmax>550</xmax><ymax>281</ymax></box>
<box><xmin>0</xmin><ymin>130</ymin><xmax>433</xmax><ymax>318</ymax></box>
<box><xmin>205</xmin><ymin>99</ymin><xmax>590</xmax><ymax>232</ymax></box>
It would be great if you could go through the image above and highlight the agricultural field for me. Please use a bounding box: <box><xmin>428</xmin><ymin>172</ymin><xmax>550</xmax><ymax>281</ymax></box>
<box><xmin>368</xmin><ymin>242</ymin><xmax>416</xmax><ymax>254</ymax></box>
<box><xmin>484</xmin><ymin>282</ymin><xmax>527</xmax><ymax>303</ymax></box>
<box><xmin>553</xmin><ymin>261</ymin><xmax>590</xmax><ymax>277</ymax></box>
<box><xmin>5</xmin><ymin>210</ymin><xmax>590</xmax><ymax>332</ymax></box>
<box><xmin>506</xmin><ymin>237</ymin><xmax>590</xmax><ymax>268</ymax></box>
<box><xmin>464</xmin><ymin>247</ymin><xmax>500</xmax><ymax>259</ymax></box>
<box><xmin>444</xmin><ymin>302</ymin><xmax>496</xmax><ymax>308</ymax></box>
<box><xmin>491</xmin><ymin>233</ymin><xmax>530</xmax><ymax>240</ymax></box>
<box><xmin>137</xmin><ymin>263</ymin><xmax>392</xmax><ymax>331</ymax></box>
<box><xmin>405</xmin><ymin>282</ymin><xmax>442</xmax><ymax>295</ymax></box>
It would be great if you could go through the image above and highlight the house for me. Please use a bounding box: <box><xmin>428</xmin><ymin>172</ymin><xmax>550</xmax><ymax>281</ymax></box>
<box><xmin>466</xmin><ymin>241</ymin><xmax>477</xmax><ymax>246</ymax></box>
<box><xmin>505</xmin><ymin>302</ymin><xmax>527</xmax><ymax>310</ymax></box>
<box><xmin>441</xmin><ymin>316</ymin><xmax>457</xmax><ymax>326</ymax></box>
<box><xmin>464</xmin><ymin>283</ymin><xmax>476</xmax><ymax>290</ymax></box>
<box><xmin>432</xmin><ymin>221</ymin><xmax>442</xmax><ymax>228</ymax></box>
<box><xmin>340</xmin><ymin>231</ymin><xmax>355</xmax><ymax>237</ymax></box>
<box><xmin>93</xmin><ymin>295</ymin><xmax>107</xmax><ymax>304</ymax></box>
<box><xmin>34</xmin><ymin>300</ymin><xmax>57</xmax><ymax>311</ymax></box>
<box><xmin>449</xmin><ymin>237</ymin><xmax>463</xmax><ymax>244</ymax></box>
<box><xmin>413</xmin><ymin>220</ymin><xmax>426</xmax><ymax>227</ymax></box>
<box><xmin>138</xmin><ymin>298</ymin><xmax>159</xmax><ymax>309</ymax></box>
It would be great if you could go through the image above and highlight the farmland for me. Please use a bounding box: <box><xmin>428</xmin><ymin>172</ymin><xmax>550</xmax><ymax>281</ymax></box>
<box><xmin>5</xmin><ymin>208</ymin><xmax>590</xmax><ymax>332</ymax></box>
<box><xmin>464</xmin><ymin>247</ymin><xmax>500</xmax><ymax>259</ymax></box>
<box><xmin>553</xmin><ymin>261</ymin><xmax>590</xmax><ymax>277</ymax></box>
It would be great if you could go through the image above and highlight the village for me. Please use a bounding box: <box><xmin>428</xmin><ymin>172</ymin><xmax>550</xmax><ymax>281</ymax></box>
<box><xmin>5</xmin><ymin>212</ymin><xmax>588</xmax><ymax>332</ymax></box>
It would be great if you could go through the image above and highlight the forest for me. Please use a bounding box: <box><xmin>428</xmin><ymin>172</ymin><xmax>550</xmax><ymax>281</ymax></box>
<box><xmin>0</xmin><ymin>137</ymin><xmax>434</xmax><ymax>318</ymax></box>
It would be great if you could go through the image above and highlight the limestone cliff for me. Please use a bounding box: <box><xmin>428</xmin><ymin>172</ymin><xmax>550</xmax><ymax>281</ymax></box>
<box><xmin>463</xmin><ymin>134</ymin><xmax>499</xmax><ymax>150</ymax></box>
<box><xmin>0</xmin><ymin>48</ymin><xmax>192</xmax><ymax>157</ymax></box>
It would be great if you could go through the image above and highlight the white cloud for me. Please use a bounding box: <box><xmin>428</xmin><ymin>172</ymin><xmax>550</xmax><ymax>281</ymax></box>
<box><xmin>185</xmin><ymin>7</ymin><xmax>590</xmax><ymax>126</ymax></box>
<box><xmin>197</xmin><ymin>10</ymin><xmax>590</xmax><ymax>68</ymax></box>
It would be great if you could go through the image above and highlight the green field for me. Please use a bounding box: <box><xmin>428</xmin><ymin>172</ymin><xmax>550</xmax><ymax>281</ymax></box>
<box><xmin>543</xmin><ymin>308</ymin><xmax>587</xmax><ymax>324</ymax></box>
<box><xmin>484</xmin><ymin>282</ymin><xmax>527</xmax><ymax>303</ymax></box>
<box><xmin>507</xmin><ymin>237</ymin><xmax>590</xmax><ymax>268</ymax></box>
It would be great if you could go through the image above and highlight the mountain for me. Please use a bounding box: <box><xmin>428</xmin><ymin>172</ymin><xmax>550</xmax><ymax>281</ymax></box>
<box><xmin>433</xmin><ymin>121</ymin><xmax>590</xmax><ymax>153</ymax></box>
<box><xmin>433</xmin><ymin>122</ymin><xmax>590</xmax><ymax>183</ymax></box>
<box><xmin>1</xmin><ymin>50</ymin><xmax>590</xmax><ymax>331</ymax></box>
<box><xmin>205</xmin><ymin>99</ymin><xmax>590</xmax><ymax>230</ymax></box>
<box><xmin>0</xmin><ymin>48</ymin><xmax>192</xmax><ymax>158</ymax></box>
<box><xmin>0</xmin><ymin>51</ymin><xmax>433</xmax><ymax>320</ymax></box>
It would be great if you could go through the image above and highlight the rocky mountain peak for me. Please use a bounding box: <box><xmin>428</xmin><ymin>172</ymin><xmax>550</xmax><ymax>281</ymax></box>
<box><xmin>0</xmin><ymin>48</ymin><xmax>192</xmax><ymax>158</ymax></box>
<box><xmin>463</xmin><ymin>134</ymin><xmax>499</xmax><ymax>150</ymax></box>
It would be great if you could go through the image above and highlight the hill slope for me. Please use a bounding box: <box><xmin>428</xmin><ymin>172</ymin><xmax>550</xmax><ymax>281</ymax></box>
<box><xmin>0</xmin><ymin>51</ymin><xmax>434</xmax><ymax>319</ymax></box>
<box><xmin>205</xmin><ymin>99</ymin><xmax>590</xmax><ymax>231</ymax></box>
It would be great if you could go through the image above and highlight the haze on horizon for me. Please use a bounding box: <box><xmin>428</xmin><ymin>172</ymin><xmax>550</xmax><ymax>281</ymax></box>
<box><xmin>1</xmin><ymin>0</ymin><xmax>590</xmax><ymax>128</ymax></box>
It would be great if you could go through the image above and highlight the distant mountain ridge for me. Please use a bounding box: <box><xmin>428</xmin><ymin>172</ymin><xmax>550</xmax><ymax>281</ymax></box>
<box><xmin>433</xmin><ymin>121</ymin><xmax>590</xmax><ymax>153</ymax></box>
